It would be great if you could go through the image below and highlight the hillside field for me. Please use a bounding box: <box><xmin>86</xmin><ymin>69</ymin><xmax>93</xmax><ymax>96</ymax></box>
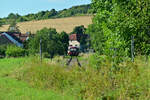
<box><xmin>0</xmin><ymin>16</ymin><xmax>92</xmax><ymax>34</ymax></box>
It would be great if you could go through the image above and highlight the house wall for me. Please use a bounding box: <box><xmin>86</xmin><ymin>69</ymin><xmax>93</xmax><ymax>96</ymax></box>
<box><xmin>69</xmin><ymin>40</ymin><xmax>80</xmax><ymax>48</ymax></box>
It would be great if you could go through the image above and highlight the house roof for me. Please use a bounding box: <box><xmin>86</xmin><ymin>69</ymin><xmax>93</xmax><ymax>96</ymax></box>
<box><xmin>0</xmin><ymin>32</ymin><xmax>29</xmax><ymax>43</ymax></box>
<box><xmin>0</xmin><ymin>34</ymin><xmax>14</xmax><ymax>44</ymax></box>
<box><xmin>69</xmin><ymin>33</ymin><xmax>89</xmax><ymax>41</ymax></box>
<box><xmin>2</xmin><ymin>33</ymin><xmax>24</xmax><ymax>47</ymax></box>
<box><xmin>0</xmin><ymin>32</ymin><xmax>29</xmax><ymax>47</ymax></box>
<box><xmin>69</xmin><ymin>34</ymin><xmax>77</xmax><ymax>41</ymax></box>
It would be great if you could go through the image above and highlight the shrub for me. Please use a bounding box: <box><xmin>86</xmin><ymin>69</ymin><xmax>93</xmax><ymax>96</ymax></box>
<box><xmin>0</xmin><ymin>45</ymin><xmax>7</xmax><ymax>57</ymax></box>
<box><xmin>6</xmin><ymin>45</ymin><xmax>25</xmax><ymax>57</ymax></box>
<box><xmin>43</xmin><ymin>52</ymin><xmax>50</xmax><ymax>58</ymax></box>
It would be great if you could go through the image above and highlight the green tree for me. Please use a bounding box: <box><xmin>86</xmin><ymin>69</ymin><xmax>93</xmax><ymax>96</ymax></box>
<box><xmin>8</xmin><ymin>19</ymin><xmax>20</xmax><ymax>32</ymax></box>
<box><xmin>7</xmin><ymin>13</ymin><xmax>17</xmax><ymax>19</ymax></box>
<box><xmin>29</xmin><ymin>28</ymin><xmax>66</xmax><ymax>58</ymax></box>
<box><xmin>36</xmin><ymin>11</ymin><xmax>46</xmax><ymax>20</ymax></box>
<box><xmin>88</xmin><ymin>0</ymin><xmax>150</xmax><ymax>60</ymax></box>
<box><xmin>71</xmin><ymin>25</ymin><xmax>86</xmax><ymax>35</ymax></box>
<box><xmin>0</xmin><ymin>18</ymin><xmax>6</xmax><ymax>26</ymax></box>
<box><xmin>86</xmin><ymin>24</ymin><xmax>105</xmax><ymax>54</ymax></box>
<box><xmin>17</xmin><ymin>16</ymin><xmax>28</xmax><ymax>22</ymax></box>
<box><xmin>115</xmin><ymin>0</ymin><xmax>150</xmax><ymax>55</ymax></box>
<box><xmin>0</xmin><ymin>22</ymin><xmax>2</xmax><ymax>27</ymax></box>
<box><xmin>59</xmin><ymin>31</ymin><xmax>69</xmax><ymax>54</ymax></box>
<box><xmin>50</xmin><ymin>9</ymin><xmax>57</xmax><ymax>16</ymax></box>
<box><xmin>0</xmin><ymin>18</ymin><xmax>2</xmax><ymax>27</ymax></box>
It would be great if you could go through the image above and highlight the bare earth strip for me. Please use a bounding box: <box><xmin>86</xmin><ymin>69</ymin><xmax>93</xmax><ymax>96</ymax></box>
<box><xmin>0</xmin><ymin>16</ymin><xmax>92</xmax><ymax>34</ymax></box>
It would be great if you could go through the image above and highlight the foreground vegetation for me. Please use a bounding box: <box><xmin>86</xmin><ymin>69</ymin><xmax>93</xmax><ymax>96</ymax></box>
<box><xmin>88</xmin><ymin>0</ymin><xmax>150</xmax><ymax>59</ymax></box>
<box><xmin>0</xmin><ymin>55</ymin><xmax>150</xmax><ymax>100</ymax></box>
<box><xmin>0</xmin><ymin>57</ymin><xmax>74</xmax><ymax>100</ymax></box>
<box><xmin>0</xmin><ymin>0</ymin><xmax>149</xmax><ymax>99</ymax></box>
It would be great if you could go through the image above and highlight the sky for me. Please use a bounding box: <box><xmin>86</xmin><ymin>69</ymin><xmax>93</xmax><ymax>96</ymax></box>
<box><xmin>0</xmin><ymin>0</ymin><xmax>91</xmax><ymax>18</ymax></box>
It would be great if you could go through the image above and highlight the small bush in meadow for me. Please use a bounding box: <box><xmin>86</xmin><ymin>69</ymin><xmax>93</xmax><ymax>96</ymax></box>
<box><xmin>6</xmin><ymin>45</ymin><xmax>25</xmax><ymax>57</ymax></box>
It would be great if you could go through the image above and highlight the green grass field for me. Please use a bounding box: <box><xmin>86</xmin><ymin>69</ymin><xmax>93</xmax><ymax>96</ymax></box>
<box><xmin>0</xmin><ymin>55</ymin><xmax>150</xmax><ymax>100</ymax></box>
<box><xmin>0</xmin><ymin>57</ymin><xmax>74</xmax><ymax>100</ymax></box>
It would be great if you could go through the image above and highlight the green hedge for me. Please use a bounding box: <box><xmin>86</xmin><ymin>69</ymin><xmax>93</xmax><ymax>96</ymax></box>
<box><xmin>6</xmin><ymin>45</ymin><xmax>25</xmax><ymax>57</ymax></box>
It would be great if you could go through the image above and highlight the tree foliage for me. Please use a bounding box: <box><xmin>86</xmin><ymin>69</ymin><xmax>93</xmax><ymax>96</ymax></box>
<box><xmin>71</xmin><ymin>25</ymin><xmax>86</xmax><ymax>34</ymax></box>
<box><xmin>8</xmin><ymin>19</ymin><xmax>20</xmax><ymax>32</ymax></box>
<box><xmin>59</xmin><ymin>31</ymin><xmax>69</xmax><ymax>54</ymax></box>
<box><xmin>88</xmin><ymin>0</ymin><xmax>150</xmax><ymax>60</ymax></box>
<box><xmin>29</xmin><ymin>28</ymin><xmax>69</xmax><ymax>58</ymax></box>
<box><xmin>0</xmin><ymin>22</ymin><xmax>2</xmax><ymax>27</ymax></box>
<box><xmin>0</xmin><ymin>18</ymin><xmax>4</xmax><ymax>27</ymax></box>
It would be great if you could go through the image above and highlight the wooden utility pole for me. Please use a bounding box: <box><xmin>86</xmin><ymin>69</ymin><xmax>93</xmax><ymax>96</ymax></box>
<box><xmin>131</xmin><ymin>36</ymin><xmax>134</xmax><ymax>62</ymax></box>
<box><xmin>40</xmin><ymin>38</ymin><xmax>42</xmax><ymax>63</ymax></box>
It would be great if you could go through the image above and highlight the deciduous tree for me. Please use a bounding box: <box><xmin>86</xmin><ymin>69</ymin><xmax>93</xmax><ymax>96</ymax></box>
<box><xmin>8</xmin><ymin>19</ymin><xmax>20</xmax><ymax>32</ymax></box>
<box><xmin>88</xmin><ymin>0</ymin><xmax>150</xmax><ymax>59</ymax></box>
<box><xmin>29</xmin><ymin>28</ymin><xmax>67</xmax><ymax>58</ymax></box>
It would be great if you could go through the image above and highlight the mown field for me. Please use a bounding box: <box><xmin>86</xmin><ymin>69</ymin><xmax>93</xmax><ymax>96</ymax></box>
<box><xmin>0</xmin><ymin>16</ymin><xmax>92</xmax><ymax>34</ymax></box>
<box><xmin>0</xmin><ymin>55</ymin><xmax>150</xmax><ymax>100</ymax></box>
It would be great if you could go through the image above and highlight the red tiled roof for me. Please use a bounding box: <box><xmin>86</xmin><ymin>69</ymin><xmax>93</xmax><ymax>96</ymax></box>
<box><xmin>69</xmin><ymin>34</ymin><xmax>77</xmax><ymax>41</ymax></box>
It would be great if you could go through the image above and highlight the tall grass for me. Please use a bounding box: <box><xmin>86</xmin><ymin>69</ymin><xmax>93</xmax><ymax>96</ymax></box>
<box><xmin>0</xmin><ymin>57</ymin><xmax>28</xmax><ymax>77</ymax></box>
<box><xmin>0</xmin><ymin>57</ymin><xmax>75</xmax><ymax>100</ymax></box>
<box><xmin>13</xmin><ymin>55</ymin><xmax>150</xmax><ymax>100</ymax></box>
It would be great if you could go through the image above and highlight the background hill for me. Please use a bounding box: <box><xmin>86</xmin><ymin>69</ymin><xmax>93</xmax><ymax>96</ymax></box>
<box><xmin>0</xmin><ymin>4</ymin><xmax>92</xmax><ymax>25</ymax></box>
<box><xmin>0</xmin><ymin>16</ymin><xmax>92</xmax><ymax>33</ymax></box>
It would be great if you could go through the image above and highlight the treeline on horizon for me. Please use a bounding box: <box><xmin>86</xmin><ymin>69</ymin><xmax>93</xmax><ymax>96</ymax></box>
<box><xmin>0</xmin><ymin>4</ymin><xmax>91</xmax><ymax>25</ymax></box>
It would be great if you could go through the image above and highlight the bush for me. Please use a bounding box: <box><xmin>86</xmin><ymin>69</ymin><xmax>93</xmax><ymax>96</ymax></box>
<box><xmin>43</xmin><ymin>52</ymin><xmax>50</xmax><ymax>58</ymax></box>
<box><xmin>6</xmin><ymin>45</ymin><xmax>25</xmax><ymax>57</ymax></box>
<box><xmin>0</xmin><ymin>45</ymin><xmax>7</xmax><ymax>57</ymax></box>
